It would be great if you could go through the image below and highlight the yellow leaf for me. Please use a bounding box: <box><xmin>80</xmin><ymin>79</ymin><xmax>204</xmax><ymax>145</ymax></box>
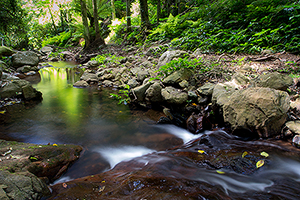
<box><xmin>242</xmin><ymin>151</ymin><xmax>248</xmax><ymax>158</ymax></box>
<box><xmin>53</xmin><ymin>144</ymin><xmax>58</xmax><ymax>147</ymax></box>
<box><xmin>216</xmin><ymin>170</ymin><xmax>225</xmax><ymax>174</ymax></box>
<box><xmin>260</xmin><ymin>152</ymin><xmax>269</xmax><ymax>158</ymax></box>
<box><xmin>198</xmin><ymin>150</ymin><xmax>205</xmax><ymax>154</ymax></box>
<box><xmin>0</xmin><ymin>110</ymin><xmax>6</xmax><ymax>114</ymax></box>
<box><xmin>192</xmin><ymin>103</ymin><xmax>197</xmax><ymax>106</ymax></box>
<box><xmin>101</xmin><ymin>180</ymin><xmax>105</xmax><ymax>183</ymax></box>
<box><xmin>256</xmin><ymin>160</ymin><xmax>264</xmax><ymax>168</ymax></box>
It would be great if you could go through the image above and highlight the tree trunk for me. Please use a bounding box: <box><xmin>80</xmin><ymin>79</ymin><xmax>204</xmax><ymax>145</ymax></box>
<box><xmin>157</xmin><ymin>0</ymin><xmax>161</xmax><ymax>25</ymax></box>
<box><xmin>166</xmin><ymin>0</ymin><xmax>171</xmax><ymax>17</ymax></box>
<box><xmin>126</xmin><ymin>0</ymin><xmax>131</xmax><ymax>33</ymax></box>
<box><xmin>111</xmin><ymin>0</ymin><xmax>116</xmax><ymax>20</ymax></box>
<box><xmin>139</xmin><ymin>0</ymin><xmax>150</xmax><ymax>30</ymax></box>
<box><xmin>79</xmin><ymin>0</ymin><xmax>90</xmax><ymax>48</ymax></box>
<box><xmin>93</xmin><ymin>0</ymin><xmax>100</xmax><ymax>40</ymax></box>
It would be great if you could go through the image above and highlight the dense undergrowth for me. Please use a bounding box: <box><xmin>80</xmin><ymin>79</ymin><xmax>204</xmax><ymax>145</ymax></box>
<box><xmin>145</xmin><ymin>0</ymin><xmax>300</xmax><ymax>54</ymax></box>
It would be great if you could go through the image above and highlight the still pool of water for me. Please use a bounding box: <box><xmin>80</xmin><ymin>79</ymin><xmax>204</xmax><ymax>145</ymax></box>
<box><xmin>0</xmin><ymin>62</ymin><xmax>184</xmax><ymax>178</ymax></box>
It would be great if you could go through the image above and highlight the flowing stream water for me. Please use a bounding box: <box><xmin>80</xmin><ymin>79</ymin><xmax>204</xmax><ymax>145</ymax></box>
<box><xmin>1</xmin><ymin>62</ymin><xmax>300</xmax><ymax>199</ymax></box>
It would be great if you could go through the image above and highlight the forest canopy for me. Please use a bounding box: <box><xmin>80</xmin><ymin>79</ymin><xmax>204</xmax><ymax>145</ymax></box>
<box><xmin>0</xmin><ymin>0</ymin><xmax>299</xmax><ymax>54</ymax></box>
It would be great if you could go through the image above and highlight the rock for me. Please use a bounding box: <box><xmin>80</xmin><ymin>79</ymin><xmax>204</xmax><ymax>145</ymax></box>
<box><xmin>131</xmin><ymin>82</ymin><xmax>152</xmax><ymax>102</ymax></box>
<box><xmin>130</xmin><ymin>67</ymin><xmax>150</xmax><ymax>82</ymax></box>
<box><xmin>157</xmin><ymin>50</ymin><xmax>188</xmax><ymax>67</ymax></box>
<box><xmin>22</xmin><ymin>84</ymin><xmax>38</xmax><ymax>100</ymax></box>
<box><xmin>188</xmin><ymin>91</ymin><xmax>198</xmax><ymax>99</ymax></box>
<box><xmin>86</xmin><ymin>60</ymin><xmax>99</xmax><ymax>68</ymax></box>
<box><xmin>73</xmin><ymin>80</ymin><xmax>89</xmax><ymax>87</ymax></box>
<box><xmin>292</xmin><ymin>135</ymin><xmax>300</xmax><ymax>148</ymax></box>
<box><xmin>59</xmin><ymin>51</ymin><xmax>73</xmax><ymax>60</ymax></box>
<box><xmin>0</xmin><ymin>80</ymin><xmax>42</xmax><ymax>100</ymax></box>
<box><xmin>212</xmin><ymin>83</ymin><xmax>236</xmax><ymax>107</ymax></box>
<box><xmin>80</xmin><ymin>72</ymin><xmax>98</xmax><ymax>83</ymax></box>
<box><xmin>0</xmin><ymin>140</ymin><xmax>82</xmax><ymax>198</ymax></box>
<box><xmin>163</xmin><ymin>68</ymin><xmax>192</xmax><ymax>85</ymax></box>
<box><xmin>197</xmin><ymin>83</ymin><xmax>215</xmax><ymax>96</ymax></box>
<box><xmin>102</xmin><ymin>80</ymin><xmax>114</xmax><ymax>87</ymax></box>
<box><xmin>0</xmin><ymin>46</ymin><xmax>15</xmax><ymax>57</ymax></box>
<box><xmin>141</xmin><ymin>60</ymin><xmax>153</xmax><ymax>68</ymax></box>
<box><xmin>11</xmin><ymin>51</ymin><xmax>39</xmax><ymax>68</ymax></box>
<box><xmin>127</xmin><ymin>78</ymin><xmax>139</xmax><ymax>88</ymax></box>
<box><xmin>161</xmin><ymin>86</ymin><xmax>188</xmax><ymax>104</ymax></box>
<box><xmin>40</xmin><ymin>46</ymin><xmax>53</xmax><ymax>55</ymax></box>
<box><xmin>252</xmin><ymin>72</ymin><xmax>293</xmax><ymax>91</ymax></box>
<box><xmin>223</xmin><ymin>87</ymin><xmax>290</xmax><ymax>138</ymax></box>
<box><xmin>16</xmin><ymin>65</ymin><xmax>31</xmax><ymax>73</ymax></box>
<box><xmin>145</xmin><ymin>82</ymin><xmax>163</xmax><ymax>103</ymax></box>
<box><xmin>232</xmin><ymin>72</ymin><xmax>250</xmax><ymax>86</ymax></box>
<box><xmin>179</xmin><ymin>80</ymin><xmax>189</xmax><ymax>88</ymax></box>
<box><xmin>0</xmin><ymin>171</ymin><xmax>50</xmax><ymax>200</ymax></box>
<box><xmin>286</xmin><ymin>121</ymin><xmax>300</xmax><ymax>134</ymax></box>
<box><xmin>137</xmin><ymin>70</ymin><xmax>149</xmax><ymax>82</ymax></box>
<box><xmin>0</xmin><ymin>66</ymin><xmax>2</xmax><ymax>79</ymax></box>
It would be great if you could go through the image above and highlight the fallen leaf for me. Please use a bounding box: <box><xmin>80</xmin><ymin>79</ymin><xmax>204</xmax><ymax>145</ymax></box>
<box><xmin>198</xmin><ymin>150</ymin><xmax>205</xmax><ymax>154</ymax></box>
<box><xmin>62</xmin><ymin>183</ymin><xmax>67</xmax><ymax>188</ymax></box>
<box><xmin>0</xmin><ymin>110</ymin><xmax>6</xmax><ymax>114</ymax></box>
<box><xmin>99</xmin><ymin>186</ymin><xmax>105</xmax><ymax>192</ymax></box>
<box><xmin>260</xmin><ymin>152</ymin><xmax>269</xmax><ymax>158</ymax></box>
<box><xmin>216</xmin><ymin>170</ymin><xmax>225</xmax><ymax>174</ymax></box>
<box><xmin>242</xmin><ymin>151</ymin><xmax>248</xmax><ymax>158</ymax></box>
<box><xmin>192</xmin><ymin>103</ymin><xmax>197</xmax><ymax>106</ymax></box>
<box><xmin>256</xmin><ymin>160</ymin><xmax>264</xmax><ymax>168</ymax></box>
<box><xmin>101</xmin><ymin>180</ymin><xmax>105</xmax><ymax>183</ymax></box>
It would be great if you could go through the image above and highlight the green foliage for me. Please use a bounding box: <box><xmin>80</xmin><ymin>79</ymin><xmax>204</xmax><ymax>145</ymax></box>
<box><xmin>151</xmin><ymin>57</ymin><xmax>212</xmax><ymax>80</ymax></box>
<box><xmin>42</xmin><ymin>31</ymin><xmax>72</xmax><ymax>47</ymax></box>
<box><xmin>110</xmin><ymin>85</ymin><xmax>130</xmax><ymax>105</ymax></box>
<box><xmin>146</xmin><ymin>0</ymin><xmax>300</xmax><ymax>54</ymax></box>
<box><xmin>91</xmin><ymin>54</ymin><xmax>125</xmax><ymax>66</ymax></box>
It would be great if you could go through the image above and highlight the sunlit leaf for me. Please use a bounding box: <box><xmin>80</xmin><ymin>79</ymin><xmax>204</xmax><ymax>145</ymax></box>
<box><xmin>256</xmin><ymin>160</ymin><xmax>264</xmax><ymax>168</ymax></box>
<box><xmin>198</xmin><ymin>150</ymin><xmax>205</xmax><ymax>154</ymax></box>
<box><xmin>216</xmin><ymin>170</ymin><xmax>225</xmax><ymax>174</ymax></box>
<box><xmin>260</xmin><ymin>152</ymin><xmax>269</xmax><ymax>158</ymax></box>
<box><xmin>0</xmin><ymin>110</ymin><xmax>6</xmax><ymax>114</ymax></box>
<box><xmin>242</xmin><ymin>151</ymin><xmax>248</xmax><ymax>158</ymax></box>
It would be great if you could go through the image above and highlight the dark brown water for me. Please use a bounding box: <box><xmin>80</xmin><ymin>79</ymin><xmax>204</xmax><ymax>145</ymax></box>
<box><xmin>1</xmin><ymin>62</ymin><xmax>300</xmax><ymax>199</ymax></box>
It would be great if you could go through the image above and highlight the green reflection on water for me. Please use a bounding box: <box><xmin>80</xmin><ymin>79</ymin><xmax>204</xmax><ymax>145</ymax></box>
<box><xmin>34</xmin><ymin>62</ymin><xmax>88</xmax><ymax>127</ymax></box>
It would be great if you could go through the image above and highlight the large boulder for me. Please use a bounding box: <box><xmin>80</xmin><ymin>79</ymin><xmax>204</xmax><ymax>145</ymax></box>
<box><xmin>161</xmin><ymin>86</ymin><xmax>188</xmax><ymax>104</ymax></box>
<box><xmin>252</xmin><ymin>72</ymin><xmax>293</xmax><ymax>91</ymax></box>
<box><xmin>163</xmin><ymin>68</ymin><xmax>192</xmax><ymax>86</ymax></box>
<box><xmin>157</xmin><ymin>50</ymin><xmax>188</xmax><ymax>67</ymax></box>
<box><xmin>223</xmin><ymin>87</ymin><xmax>290</xmax><ymax>138</ymax></box>
<box><xmin>0</xmin><ymin>171</ymin><xmax>50</xmax><ymax>200</ymax></box>
<box><xmin>11</xmin><ymin>51</ymin><xmax>39</xmax><ymax>68</ymax></box>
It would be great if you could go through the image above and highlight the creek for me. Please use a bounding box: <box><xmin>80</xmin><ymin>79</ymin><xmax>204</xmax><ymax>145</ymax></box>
<box><xmin>1</xmin><ymin>62</ymin><xmax>300</xmax><ymax>199</ymax></box>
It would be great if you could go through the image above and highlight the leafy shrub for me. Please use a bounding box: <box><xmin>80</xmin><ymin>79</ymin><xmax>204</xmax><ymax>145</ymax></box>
<box><xmin>42</xmin><ymin>31</ymin><xmax>72</xmax><ymax>47</ymax></box>
<box><xmin>91</xmin><ymin>54</ymin><xmax>125</xmax><ymax>66</ymax></box>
